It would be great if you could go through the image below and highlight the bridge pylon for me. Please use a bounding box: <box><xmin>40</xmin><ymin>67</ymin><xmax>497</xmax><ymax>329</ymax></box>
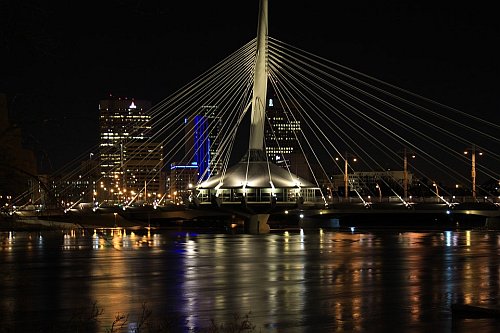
<box><xmin>195</xmin><ymin>0</ymin><xmax>321</xmax><ymax>233</ymax></box>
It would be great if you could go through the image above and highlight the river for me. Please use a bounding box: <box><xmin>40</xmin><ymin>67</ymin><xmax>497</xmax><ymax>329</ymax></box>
<box><xmin>1</xmin><ymin>227</ymin><xmax>500</xmax><ymax>332</ymax></box>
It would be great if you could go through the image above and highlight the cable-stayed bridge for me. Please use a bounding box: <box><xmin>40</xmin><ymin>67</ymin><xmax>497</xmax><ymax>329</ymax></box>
<box><xmin>2</xmin><ymin>0</ymin><xmax>499</xmax><ymax>233</ymax></box>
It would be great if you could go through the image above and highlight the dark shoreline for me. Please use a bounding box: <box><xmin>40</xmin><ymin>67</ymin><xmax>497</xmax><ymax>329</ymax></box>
<box><xmin>0</xmin><ymin>218</ymin><xmax>492</xmax><ymax>234</ymax></box>
<box><xmin>2</xmin><ymin>207</ymin><xmax>496</xmax><ymax>233</ymax></box>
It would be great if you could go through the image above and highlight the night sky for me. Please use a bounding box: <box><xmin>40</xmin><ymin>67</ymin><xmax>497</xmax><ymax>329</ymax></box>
<box><xmin>1</xmin><ymin>1</ymin><xmax>498</xmax><ymax>172</ymax></box>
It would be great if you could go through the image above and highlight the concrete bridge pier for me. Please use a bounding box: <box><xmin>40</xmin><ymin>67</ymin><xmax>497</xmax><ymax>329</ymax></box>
<box><xmin>245</xmin><ymin>214</ymin><xmax>270</xmax><ymax>234</ymax></box>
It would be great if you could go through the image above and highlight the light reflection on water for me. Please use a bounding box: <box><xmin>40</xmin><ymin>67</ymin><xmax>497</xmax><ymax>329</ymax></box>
<box><xmin>1</xmin><ymin>228</ymin><xmax>500</xmax><ymax>332</ymax></box>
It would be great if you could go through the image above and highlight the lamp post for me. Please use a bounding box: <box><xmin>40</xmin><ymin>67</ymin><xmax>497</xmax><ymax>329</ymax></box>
<box><xmin>464</xmin><ymin>145</ymin><xmax>482</xmax><ymax>201</ymax></box>
<box><xmin>401</xmin><ymin>148</ymin><xmax>415</xmax><ymax>201</ymax></box>
<box><xmin>432</xmin><ymin>182</ymin><xmax>439</xmax><ymax>198</ymax></box>
<box><xmin>375</xmin><ymin>184</ymin><xmax>382</xmax><ymax>202</ymax></box>
<box><xmin>337</xmin><ymin>153</ymin><xmax>357</xmax><ymax>200</ymax></box>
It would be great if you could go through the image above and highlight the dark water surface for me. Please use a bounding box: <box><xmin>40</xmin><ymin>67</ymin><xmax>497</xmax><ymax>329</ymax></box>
<box><xmin>1</xmin><ymin>227</ymin><xmax>500</xmax><ymax>332</ymax></box>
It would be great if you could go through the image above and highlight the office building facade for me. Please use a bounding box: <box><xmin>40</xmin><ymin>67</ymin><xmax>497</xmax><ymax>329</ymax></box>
<box><xmin>264</xmin><ymin>95</ymin><xmax>312</xmax><ymax>182</ymax></box>
<box><xmin>99</xmin><ymin>97</ymin><xmax>164</xmax><ymax>202</ymax></box>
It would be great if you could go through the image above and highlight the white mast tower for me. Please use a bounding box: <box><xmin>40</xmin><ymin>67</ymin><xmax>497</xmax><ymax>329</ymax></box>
<box><xmin>197</xmin><ymin>0</ymin><xmax>318</xmax><ymax>233</ymax></box>
<box><xmin>248</xmin><ymin>0</ymin><xmax>268</xmax><ymax>157</ymax></box>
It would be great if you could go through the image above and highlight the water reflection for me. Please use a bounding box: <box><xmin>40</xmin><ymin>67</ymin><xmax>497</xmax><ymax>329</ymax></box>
<box><xmin>1</xmin><ymin>229</ymin><xmax>500</xmax><ymax>332</ymax></box>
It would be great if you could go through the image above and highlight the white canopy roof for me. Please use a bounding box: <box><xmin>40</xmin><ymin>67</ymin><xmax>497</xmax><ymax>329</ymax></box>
<box><xmin>198</xmin><ymin>160</ymin><xmax>316</xmax><ymax>189</ymax></box>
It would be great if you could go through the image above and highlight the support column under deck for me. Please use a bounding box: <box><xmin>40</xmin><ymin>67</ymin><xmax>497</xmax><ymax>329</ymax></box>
<box><xmin>246</xmin><ymin>213</ymin><xmax>270</xmax><ymax>234</ymax></box>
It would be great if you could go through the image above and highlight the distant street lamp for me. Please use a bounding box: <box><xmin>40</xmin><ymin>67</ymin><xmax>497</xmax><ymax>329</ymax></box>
<box><xmin>432</xmin><ymin>182</ymin><xmax>440</xmax><ymax>198</ymax></box>
<box><xmin>375</xmin><ymin>183</ymin><xmax>382</xmax><ymax>202</ymax></box>
<box><xmin>401</xmin><ymin>148</ymin><xmax>415</xmax><ymax>201</ymax></box>
<box><xmin>337</xmin><ymin>153</ymin><xmax>357</xmax><ymax>199</ymax></box>
<box><xmin>464</xmin><ymin>145</ymin><xmax>483</xmax><ymax>201</ymax></box>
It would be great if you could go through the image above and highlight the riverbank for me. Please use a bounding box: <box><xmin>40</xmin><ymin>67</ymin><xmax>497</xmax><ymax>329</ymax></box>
<box><xmin>0</xmin><ymin>215</ymin><xmax>245</xmax><ymax>234</ymax></box>
<box><xmin>0</xmin><ymin>215</ymin><xmax>144</xmax><ymax>232</ymax></box>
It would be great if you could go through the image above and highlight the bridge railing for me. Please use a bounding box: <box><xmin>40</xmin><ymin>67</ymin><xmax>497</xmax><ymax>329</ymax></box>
<box><xmin>327</xmin><ymin>196</ymin><xmax>500</xmax><ymax>205</ymax></box>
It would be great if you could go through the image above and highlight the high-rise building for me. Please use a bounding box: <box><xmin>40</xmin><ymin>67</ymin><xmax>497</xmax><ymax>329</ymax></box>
<box><xmin>99</xmin><ymin>97</ymin><xmax>164</xmax><ymax>202</ymax></box>
<box><xmin>265</xmin><ymin>95</ymin><xmax>300</xmax><ymax>162</ymax></box>
<box><xmin>264</xmin><ymin>95</ymin><xmax>312</xmax><ymax>181</ymax></box>
<box><xmin>184</xmin><ymin>105</ymin><xmax>222</xmax><ymax>180</ymax></box>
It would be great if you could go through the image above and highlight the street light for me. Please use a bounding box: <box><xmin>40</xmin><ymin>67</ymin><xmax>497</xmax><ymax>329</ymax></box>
<box><xmin>336</xmin><ymin>152</ymin><xmax>357</xmax><ymax>200</ymax></box>
<box><xmin>375</xmin><ymin>183</ymin><xmax>382</xmax><ymax>202</ymax></box>
<box><xmin>401</xmin><ymin>148</ymin><xmax>415</xmax><ymax>201</ymax></box>
<box><xmin>464</xmin><ymin>145</ymin><xmax>482</xmax><ymax>201</ymax></box>
<box><xmin>432</xmin><ymin>182</ymin><xmax>440</xmax><ymax>198</ymax></box>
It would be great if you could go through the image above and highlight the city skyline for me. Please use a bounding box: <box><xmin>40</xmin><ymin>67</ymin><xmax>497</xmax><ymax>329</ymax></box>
<box><xmin>1</xmin><ymin>3</ymin><xmax>500</xmax><ymax>330</ymax></box>
<box><xmin>1</xmin><ymin>1</ymin><xmax>498</xmax><ymax>179</ymax></box>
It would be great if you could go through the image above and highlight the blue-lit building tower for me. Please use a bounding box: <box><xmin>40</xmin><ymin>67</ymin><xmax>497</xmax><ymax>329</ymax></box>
<box><xmin>193</xmin><ymin>115</ymin><xmax>210</xmax><ymax>181</ymax></box>
<box><xmin>185</xmin><ymin>105</ymin><xmax>221</xmax><ymax>181</ymax></box>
